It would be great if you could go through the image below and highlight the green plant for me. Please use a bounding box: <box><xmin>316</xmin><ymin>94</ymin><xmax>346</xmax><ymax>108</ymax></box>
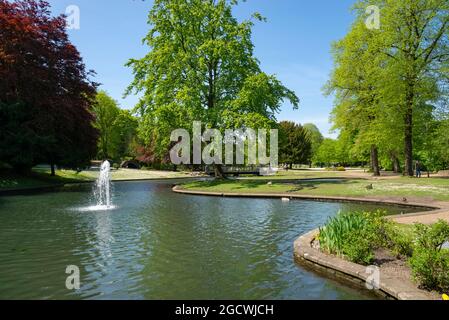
<box><xmin>409</xmin><ymin>247</ymin><xmax>449</xmax><ymax>293</ymax></box>
<box><xmin>414</xmin><ymin>221</ymin><xmax>449</xmax><ymax>251</ymax></box>
<box><xmin>363</xmin><ymin>210</ymin><xmax>393</xmax><ymax>248</ymax></box>
<box><xmin>337</xmin><ymin>166</ymin><xmax>346</xmax><ymax>172</ymax></box>
<box><xmin>388</xmin><ymin>227</ymin><xmax>414</xmax><ymax>258</ymax></box>
<box><xmin>319</xmin><ymin>210</ymin><xmax>391</xmax><ymax>265</ymax></box>
<box><xmin>341</xmin><ymin>231</ymin><xmax>375</xmax><ymax>265</ymax></box>
<box><xmin>319</xmin><ymin>212</ymin><xmax>368</xmax><ymax>255</ymax></box>
<box><xmin>409</xmin><ymin>220</ymin><xmax>449</xmax><ymax>292</ymax></box>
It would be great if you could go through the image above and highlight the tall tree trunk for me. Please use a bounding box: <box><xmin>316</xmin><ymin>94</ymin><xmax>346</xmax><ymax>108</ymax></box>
<box><xmin>371</xmin><ymin>145</ymin><xmax>380</xmax><ymax>176</ymax></box>
<box><xmin>404</xmin><ymin>87</ymin><xmax>414</xmax><ymax>177</ymax></box>
<box><xmin>50</xmin><ymin>163</ymin><xmax>56</xmax><ymax>177</ymax></box>
<box><xmin>392</xmin><ymin>155</ymin><xmax>401</xmax><ymax>174</ymax></box>
<box><xmin>214</xmin><ymin>164</ymin><xmax>227</xmax><ymax>179</ymax></box>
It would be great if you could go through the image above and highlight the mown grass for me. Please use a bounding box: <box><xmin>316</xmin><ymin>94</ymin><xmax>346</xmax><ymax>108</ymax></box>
<box><xmin>0</xmin><ymin>168</ymin><xmax>190</xmax><ymax>191</ymax></box>
<box><xmin>0</xmin><ymin>169</ymin><xmax>94</xmax><ymax>190</ymax></box>
<box><xmin>181</xmin><ymin>176</ymin><xmax>449</xmax><ymax>201</ymax></box>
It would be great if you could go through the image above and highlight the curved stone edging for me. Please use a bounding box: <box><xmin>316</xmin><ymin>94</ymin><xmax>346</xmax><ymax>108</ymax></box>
<box><xmin>172</xmin><ymin>186</ymin><xmax>441</xmax><ymax>221</ymax></box>
<box><xmin>294</xmin><ymin>229</ymin><xmax>436</xmax><ymax>300</ymax></box>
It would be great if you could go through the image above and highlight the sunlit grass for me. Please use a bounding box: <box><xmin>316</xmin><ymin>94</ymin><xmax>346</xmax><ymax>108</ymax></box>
<box><xmin>182</xmin><ymin>175</ymin><xmax>449</xmax><ymax>201</ymax></box>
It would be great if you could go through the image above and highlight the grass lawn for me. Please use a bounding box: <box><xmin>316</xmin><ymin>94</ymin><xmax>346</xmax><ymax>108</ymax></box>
<box><xmin>181</xmin><ymin>173</ymin><xmax>449</xmax><ymax>202</ymax></box>
<box><xmin>0</xmin><ymin>169</ymin><xmax>93</xmax><ymax>191</ymax></box>
<box><xmin>0</xmin><ymin>168</ymin><xmax>191</xmax><ymax>191</ymax></box>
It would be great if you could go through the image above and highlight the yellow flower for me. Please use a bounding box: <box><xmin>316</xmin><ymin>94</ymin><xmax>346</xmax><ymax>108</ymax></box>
<box><xmin>443</xmin><ymin>294</ymin><xmax>449</xmax><ymax>301</ymax></box>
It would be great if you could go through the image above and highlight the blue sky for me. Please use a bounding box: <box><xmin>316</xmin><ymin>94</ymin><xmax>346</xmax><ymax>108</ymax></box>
<box><xmin>48</xmin><ymin>0</ymin><xmax>357</xmax><ymax>137</ymax></box>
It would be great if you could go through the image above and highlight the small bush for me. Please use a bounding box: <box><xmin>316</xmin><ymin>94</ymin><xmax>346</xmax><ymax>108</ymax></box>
<box><xmin>409</xmin><ymin>247</ymin><xmax>449</xmax><ymax>293</ymax></box>
<box><xmin>319</xmin><ymin>212</ymin><xmax>368</xmax><ymax>254</ymax></box>
<box><xmin>409</xmin><ymin>220</ymin><xmax>449</xmax><ymax>292</ymax></box>
<box><xmin>388</xmin><ymin>227</ymin><xmax>414</xmax><ymax>258</ymax></box>
<box><xmin>319</xmin><ymin>210</ymin><xmax>390</xmax><ymax>265</ymax></box>
<box><xmin>414</xmin><ymin>221</ymin><xmax>449</xmax><ymax>251</ymax></box>
<box><xmin>337</xmin><ymin>166</ymin><xmax>346</xmax><ymax>172</ymax></box>
<box><xmin>341</xmin><ymin>231</ymin><xmax>375</xmax><ymax>265</ymax></box>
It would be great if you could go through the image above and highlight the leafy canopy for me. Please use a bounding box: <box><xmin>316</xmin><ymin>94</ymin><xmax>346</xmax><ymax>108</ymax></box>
<box><xmin>126</xmin><ymin>0</ymin><xmax>299</xmax><ymax>160</ymax></box>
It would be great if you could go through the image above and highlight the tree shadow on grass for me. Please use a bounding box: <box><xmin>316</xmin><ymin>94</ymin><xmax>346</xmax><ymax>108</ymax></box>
<box><xmin>184</xmin><ymin>178</ymin><xmax>363</xmax><ymax>193</ymax></box>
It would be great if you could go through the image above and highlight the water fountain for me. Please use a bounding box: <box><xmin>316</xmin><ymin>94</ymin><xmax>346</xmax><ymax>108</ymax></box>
<box><xmin>94</xmin><ymin>160</ymin><xmax>112</xmax><ymax>209</ymax></box>
<box><xmin>78</xmin><ymin>160</ymin><xmax>115</xmax><ymax>212</ymax></box>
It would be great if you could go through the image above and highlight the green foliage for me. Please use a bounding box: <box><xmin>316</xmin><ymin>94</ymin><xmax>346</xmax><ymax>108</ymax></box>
<box><xmin>341</xmin><ymin>232</ymin><xmax>375</xmax><ymax>265</ymax></box>
<box><xmin>319</xmin><ymin>211</ymin><xmax>390</xmax><ymax>265</ymax></box>
<box><xmin>410</xmin><ymin>248</ymin><xmax>449</xmax><ymax>293</ymax></box>
<box><xmin>414</xmin><ymin>221</ymin><xmax>449</xmax><ymax>251</ymax></box>
<box><xmin>93</xmin><ymin>91</ymin><xmax>138</xmax><ymax>162</ymax></box>
<box><xmin>278</xmin><ymin>121</ymin><xmax>312</xmax><ymax>166</ymax></box>
<box><xmin>327</xmin><ymin>0</ymin><xmax>449</xmax><ymax>175</ymax></box>
<box><xmin>313</xmin><ymin>138</ymin><xmax>350</xmax><ymax>166</ymax></box>
<box><xmin>409</xmin><ymin>221</ymin><xmax>449</xmax><ymax>292</ymax></box>
<box><xmin>126</xmin><ymin>0</ymin><xmax>298</xmax><ymax>161</ymax></box>
<box><xmin>303</xmin><ymin>123</ymin><xmax>324</xmax><ymax>163</ymax></box>
<box><xmin>387</xmin><ymin>226</ymin><xmax>414</xmax><ymax>258</ymax></box>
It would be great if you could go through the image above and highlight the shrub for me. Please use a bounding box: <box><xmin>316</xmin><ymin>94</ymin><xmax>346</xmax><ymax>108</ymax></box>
<box><xmin>319</xmin><ymin>210</ymin><xmax>390</xmax><ymax>265</ymax></box>
<box><xmin>414</xmin><ymin>221</ymin><xmax>449</xmax><ymax>251</ymax></box>
<box><xmin>387</xmin><ymin>227</ymin><xmax>414</xmax><ymax>258</ymax></box>
<box><xmin>409</xmin><ymin>247</ymin><xmax>449</xmax><ymax>293</ymax></box>
<box><xmin>341</xmin><ymin>231</ymin><xmax>375</xmax><ymax>265</ymax></box>
<box><xmin>319</xmin><ymin>212</ymin><xmax>368</xmax><ymax>255</ymax></box>
<box><xmin>337</xmin><ymin>166</ymin><xmax>346</xmax><ymax>172</ymax></box>
<box><xmin>409</xmin><ymin>220</ymin><xmax>449</xmax><ymax>292</ymax></box>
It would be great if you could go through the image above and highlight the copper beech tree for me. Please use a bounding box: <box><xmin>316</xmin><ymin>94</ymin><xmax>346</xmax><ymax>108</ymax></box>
<box><xmin>0</xmin><ymin>0</ymin><xmax>98</xmax><ymax>174</ymax></box>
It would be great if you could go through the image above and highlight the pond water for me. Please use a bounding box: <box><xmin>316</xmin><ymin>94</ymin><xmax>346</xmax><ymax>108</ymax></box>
<box><xmin>0</xmin><ymin>181</ymin><xmax>418</xmax><ymax>300</ymax></box>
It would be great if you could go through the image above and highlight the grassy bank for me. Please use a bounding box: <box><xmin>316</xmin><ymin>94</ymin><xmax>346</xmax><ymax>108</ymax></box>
<box><xmin>0</xmin><ymin>168</ymin><xmax>191</xmax><ymax>191</ymax></box>
<box><xmin>181</xmin><ymin>174</ymin><xmax>449</xmax><ymax>202</ymax></box>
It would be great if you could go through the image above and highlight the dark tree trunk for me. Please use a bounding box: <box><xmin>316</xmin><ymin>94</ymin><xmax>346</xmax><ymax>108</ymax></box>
<box><xmin>404</xmin><ymin>87</ymin><xmax>414</xmax><ymax>177</ymax></box>
<box><xmin>214</xmin><ymin>164</ymin><xmax>227</xmax><ymax>179</ymax></box>
<box><xmin>371</xmin><ymin>145</ymin><xmax>380</xmax><ymax>176</ymax></box>
<box><xmin>50</xmin><ymin>163</ymin><xmax>56</xmax><ymax>176</ymax></box>
<box><xmin>393</xmin><ymin>156</ymin><xmax>401</xmax><ymax>174</ymax></box>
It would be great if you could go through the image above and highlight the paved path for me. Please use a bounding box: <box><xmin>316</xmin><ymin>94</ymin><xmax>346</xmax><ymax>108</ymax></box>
<box><xmin>392</xmin><ymin>210</ymin><xmax>449</xmax><ymax>225</ymax></box>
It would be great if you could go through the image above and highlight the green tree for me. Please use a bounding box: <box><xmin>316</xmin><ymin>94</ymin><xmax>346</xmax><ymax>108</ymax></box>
<box><xmin>314</xmin><ymin>138</ymin><xmax>338</xmax><ymax>167</ymax></box>
<box><xmin>327</xmin><ymin>0</ymin><xmax>449</xmax><ymax>176</ymax></box>
<box><xmin>359</xmin><ymin>0</ymin><xmax>449</xmax><ymax>176</ymax></box>
<box><xmin>126</xmin><ymin>0</ymin><xmax>299</xmax><ymax>177</ymax></box>
<box><xmin>93</xmin><ymin>91</ymin><xmax>138</xmax><ymax>162</ymax></box>
<box><xmin>278</xmin><ymin>121</ymin><xmax>312</xmax><ymax>169</ymax></box>
<box><xmin>326</xmin><ymin>18</ymin><xmax>386</xmax><ymax>176</ymax></box>
<box><xmin>93</xmin><ymin>91</ymin><xmax>120</xmax><ymax>160</ymax></box>
<box><xmin>112</xmin><ymin>110</ymin><xmax>138</xmax><ymax>161</ymax></box>
<box><xmin>303</xmin><ymin>123</ymin><xmax>324</xmax><ymax>166</ymax></box>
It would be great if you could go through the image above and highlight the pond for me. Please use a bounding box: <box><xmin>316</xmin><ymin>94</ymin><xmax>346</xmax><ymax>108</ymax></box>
<box><xmin>0</xmin><ymin>181</ymin><xmax>419</xmax><ymax>300</ymax></box>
